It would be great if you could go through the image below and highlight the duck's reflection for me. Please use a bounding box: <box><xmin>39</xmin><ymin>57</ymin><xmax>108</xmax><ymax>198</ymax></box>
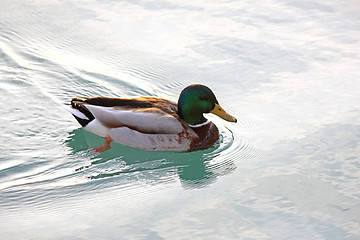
<box><xmin>65</xmin><ymin>129</ymin><xmax>236</xmax><ymax>189</ymax></box>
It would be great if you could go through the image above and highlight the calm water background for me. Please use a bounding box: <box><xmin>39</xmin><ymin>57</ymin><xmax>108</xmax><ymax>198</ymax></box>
<box><xmin>1</xmin><ymin>0</ymin><xmax>360</xmax><ymax>239</ymax></box>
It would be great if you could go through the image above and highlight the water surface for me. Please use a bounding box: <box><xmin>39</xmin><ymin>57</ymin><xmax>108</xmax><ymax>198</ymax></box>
<box><xmin>1</xmin><ymin>0</ymin><xmax>359</xmax><ymax>239</ymax></box>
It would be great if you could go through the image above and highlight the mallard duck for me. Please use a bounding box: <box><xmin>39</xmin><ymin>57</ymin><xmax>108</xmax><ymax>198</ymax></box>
<box><xmin>65</xmin><ymin>84</ymin><xmax>237</xmax><ymax>152</ymax></box>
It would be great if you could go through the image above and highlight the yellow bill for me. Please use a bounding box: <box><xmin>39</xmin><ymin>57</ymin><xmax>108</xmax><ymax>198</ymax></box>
<box><xmin>210</xmin><ymin>103</ymin><xmax>237</xmax><ymax>123</ymax></box>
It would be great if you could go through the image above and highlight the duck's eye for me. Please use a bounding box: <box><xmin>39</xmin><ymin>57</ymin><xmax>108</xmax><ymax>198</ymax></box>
<box><xmin>199</xmin><ymin>96</ymin><xmax>208</xmax><ymax>101</ymax></box>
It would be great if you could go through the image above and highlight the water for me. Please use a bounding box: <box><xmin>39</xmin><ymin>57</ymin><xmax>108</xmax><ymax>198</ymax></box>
<box><xmin>1</xmin><ymin>0</ymin><xmax>359</xmax><ymax>239</ymax></box>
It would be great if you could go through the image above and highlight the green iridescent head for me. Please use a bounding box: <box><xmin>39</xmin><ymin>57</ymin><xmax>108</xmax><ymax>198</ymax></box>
<box><xmin>177</xmin><ymin>84</ymin><xmax>237</xmax><ymax>125</ymax></box>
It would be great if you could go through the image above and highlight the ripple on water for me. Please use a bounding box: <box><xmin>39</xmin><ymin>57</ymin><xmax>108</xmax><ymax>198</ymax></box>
<box><xmin>0</xmin><ymin>32</ymin><xmax>265</xmax><ymax>211</ymax></box>
<box><xmin>0</xmin><ymin>97</ymin><xmax>264</xmax><ymax>209</ymax></box>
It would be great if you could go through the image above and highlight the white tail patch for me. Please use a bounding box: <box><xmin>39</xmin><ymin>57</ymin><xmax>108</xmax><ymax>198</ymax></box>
<box><xmin>63</xmin><ymin>105</ymin><xmax>89</xmax><ymax>120</ymax></box>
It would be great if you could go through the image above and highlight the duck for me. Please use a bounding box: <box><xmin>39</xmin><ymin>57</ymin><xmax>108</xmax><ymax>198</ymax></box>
<box><xmin>65</xmin><ymin>84</ymin><xmax>237</xmax><ymax>152</ymax></box>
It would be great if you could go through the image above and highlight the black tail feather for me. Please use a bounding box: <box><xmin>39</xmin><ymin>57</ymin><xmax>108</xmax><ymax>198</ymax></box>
<box><xmin>70</xmin><ymin>98</ymin><xmax>95</xmax><ymax>127</ymax></box>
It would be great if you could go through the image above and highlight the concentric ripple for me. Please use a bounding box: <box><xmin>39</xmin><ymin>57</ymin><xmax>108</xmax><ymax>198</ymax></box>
<box><xmin>0</xmin><ymin>21</ymin><xmax>265</xmax><ymax>212</ymax></box>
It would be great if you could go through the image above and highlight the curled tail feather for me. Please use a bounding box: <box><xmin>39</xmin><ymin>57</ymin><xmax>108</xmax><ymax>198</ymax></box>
<box><xmin>66</xmin><ymin>98</ymin><xmax>95</xmax><ymax>127</ymax></box>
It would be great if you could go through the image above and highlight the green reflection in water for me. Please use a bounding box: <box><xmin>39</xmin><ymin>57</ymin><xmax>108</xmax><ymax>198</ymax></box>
<box><xmin>65</xmin><ymin>128</ymin><xmax>236</xmax><ymax>189</ymax></box>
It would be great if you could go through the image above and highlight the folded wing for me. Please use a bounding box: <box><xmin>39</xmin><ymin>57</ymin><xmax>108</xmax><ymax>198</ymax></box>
<box><xmin>85</xmin><ymin>105</ymin><xmax>185</xmax><ymax>134</ymax></box>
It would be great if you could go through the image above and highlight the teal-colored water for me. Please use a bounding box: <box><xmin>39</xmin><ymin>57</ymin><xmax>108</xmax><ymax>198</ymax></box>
<box><xmin>1</xmin><ymin>0</ymin><xmax>360</xmax><ymax>239</ymax></box>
